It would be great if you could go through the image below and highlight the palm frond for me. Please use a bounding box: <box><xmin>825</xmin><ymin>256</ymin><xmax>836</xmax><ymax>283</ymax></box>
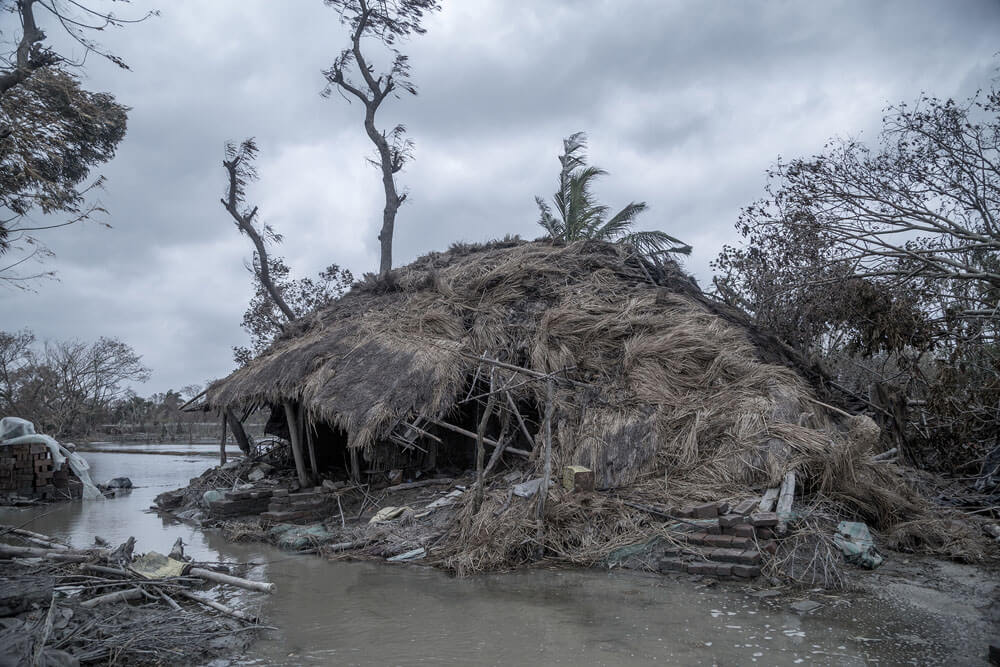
<box><xmin>620</xmin><ymin>229</ymin><xmax>693</xmax><ymax>257</ymax></box>
<box><xmin>591</xmin><ymin>201</ymin><xmax>647</xmax><ymax>240</ymax></box>
<box><xmin>535</xmin><ymin>196</ymin><xmax>564</xmax><ymax>239</ymax></box>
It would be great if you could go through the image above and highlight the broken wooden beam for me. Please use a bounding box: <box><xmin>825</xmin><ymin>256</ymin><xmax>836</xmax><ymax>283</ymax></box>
<box><xmin>776</xmin><ymin>471</ymin><xmax>796</xmax><ymax>534</ymax></box>
<box><xmin>758</xmin><ymin>486</ymin><xmax>780</xmax><ymax>512</ymax></box>
<box><xmin>425</xmin><ymin>417</ymin><xmax>530</xmax><ymax>457</ymax></box>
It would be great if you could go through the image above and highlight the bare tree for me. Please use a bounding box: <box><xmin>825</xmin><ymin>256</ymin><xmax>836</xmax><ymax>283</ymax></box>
<box><xmin>221</xmin><ymin>138</ymin><xmax>295</xmax><ymax>322</ymax></box>
<box><xmin>321</xmin><ymin>0</ymin><xmax>440</xmax><ymax>275</ymax></box>
<box><xmin>0</xmin><ymin>329</ymin><xmax>149</xmax><ymax>436</ymax></box>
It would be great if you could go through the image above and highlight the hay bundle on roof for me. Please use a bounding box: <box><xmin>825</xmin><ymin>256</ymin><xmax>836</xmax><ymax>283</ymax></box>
<box><xmin>207</xmin><ymin>239</ymin><xmax>929</xmax><ymax>571</ymax></box>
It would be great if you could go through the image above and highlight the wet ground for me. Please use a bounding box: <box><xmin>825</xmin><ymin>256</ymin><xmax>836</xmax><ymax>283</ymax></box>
<box><xmin>1</xmin><ymin>445</ymin><xmax>996</xmax><ymax>665</ymax></box>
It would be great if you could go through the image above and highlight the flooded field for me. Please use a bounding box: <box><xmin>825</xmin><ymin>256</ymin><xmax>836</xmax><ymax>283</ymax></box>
<box><xmin>1</xmin><ymin>445</ymin><xmax>995</xmax><ymax>665</ymax></box>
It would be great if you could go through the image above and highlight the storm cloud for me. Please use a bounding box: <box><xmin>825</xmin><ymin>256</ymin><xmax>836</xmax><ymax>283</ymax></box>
<box><xmin>3</xmin><ymin>0</ymin><xmax>998</xmax><ymax>394</ymax></box>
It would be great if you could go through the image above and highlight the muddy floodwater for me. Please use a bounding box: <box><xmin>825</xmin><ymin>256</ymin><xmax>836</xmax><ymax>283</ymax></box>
<box><xmin>1</xmin><ymin>444</ymin><xmax>995</xmax><ymax>665</ymax></box>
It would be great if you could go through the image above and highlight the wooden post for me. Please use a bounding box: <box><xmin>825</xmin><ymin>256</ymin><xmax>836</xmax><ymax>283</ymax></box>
<box><xmin>349</xmin><ymin>448</ymin><xmax>361</xmax><ymax>483</ymax></box>
<box><xmin>284</xmin><ymin>402</ymin><xmax>310</xmax><ymax>488</ymax></box>
<box><xmin>535</xmin><ymin>378</ymin><xmax>554</xmax><ymax>556</ymax></box>
<box><xmin>474</xmin><ymin>370</ymin><xmax>496</xmax><ymax>511</ymax></box>
<box><xmin>776</xmin><ymin>471</ymin><xmax>796</xmax><ymax>534</ymax></box>
<box><xmin>225</xmin><ymin>409</ymin><xmax>252</xmax><ymax>455</ymax></box>
<box><xmin>218</xmin><ymin>413</ymin><xmax>228</xmax><ymax>466</ymax></box>
<box><xmin>304</xmin><ymin>413</ymin><xmax>319</xmax><ymax>484</ymax></box>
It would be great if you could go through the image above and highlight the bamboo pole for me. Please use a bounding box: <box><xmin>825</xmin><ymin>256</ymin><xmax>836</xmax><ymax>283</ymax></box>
<box><xmin>188</xmin><ymin>566</ymin><xmax>276</xmax><ymax>594</ymax></box>
<box><xmin>219</xmin><ymin>413</ymin><xmax>228</xmax><ymax>466</ymax></box>
<box><xmin>535</xmin><ymin>378</ymin><xmax>554</xmax><ymax>556</ymax></box>
<box><xmin>474</xmin><ymin>370</ymin><xmax>496</xmax><ymax>511</ymax></box>
<box><xmin>424</xmin><ymin>418</ymin><xmax>530</xmax><ymax>457</ymax></box>
<box><xmin>304</xmin><ymin>414</ymin><xmax>319</xmax><ymax>484</ymax></box>
<box><xmin>284</xmin><ymin>402</ymin><xmax>310</xmax><ymax>488</ymax></box>
<box><xmin>506</xmin><ymin>392</ymin><xmax>536</xmax><ymax>453</ymax></box>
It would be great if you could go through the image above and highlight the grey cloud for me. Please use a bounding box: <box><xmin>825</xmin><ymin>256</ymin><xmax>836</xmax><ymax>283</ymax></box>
<box><xmin>3</xmin><ymin>0</ymin><xmax>998</xmax><ymax>394</ymax></box>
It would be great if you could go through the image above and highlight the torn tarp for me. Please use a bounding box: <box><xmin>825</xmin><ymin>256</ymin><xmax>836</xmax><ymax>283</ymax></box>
<box><xmin>833</xmin><ymin>521</ymin><xmax>884</xmax><ymax>569</ymax></box>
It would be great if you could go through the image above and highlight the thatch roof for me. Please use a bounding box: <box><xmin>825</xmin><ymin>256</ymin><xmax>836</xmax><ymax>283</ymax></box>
<box><xmin>209</xmin><ymin>240</ymin><xmax>893</xmax><ymax>491</ymax></box>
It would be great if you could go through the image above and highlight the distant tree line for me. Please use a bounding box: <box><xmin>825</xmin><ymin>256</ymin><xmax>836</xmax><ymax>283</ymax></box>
<box><xmin>0</xmin><ymin>328</ymin><xmax>200</xmax><ymax>438</ymax></box>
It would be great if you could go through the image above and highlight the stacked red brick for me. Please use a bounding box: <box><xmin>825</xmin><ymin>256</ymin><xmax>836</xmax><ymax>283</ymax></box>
<box><xmin>658</xmin><ymin>499</ymin><xmax>781</xmax><ymax>579</ymax></box>
<box><xmin>0</xmin><ymin>443</ymin><xmax>61</xmax><ymax>499</ymax></box>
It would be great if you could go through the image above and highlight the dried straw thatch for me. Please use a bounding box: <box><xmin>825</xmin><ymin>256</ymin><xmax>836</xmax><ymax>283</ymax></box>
<box><xmin>207</xmin><ymin>239</ymin><xmax>944</xmax><ymax>572</ymax></box>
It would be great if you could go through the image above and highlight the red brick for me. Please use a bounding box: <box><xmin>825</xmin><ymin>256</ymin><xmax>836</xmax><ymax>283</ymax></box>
<box><xmin>749</xmin><ymin>512</ymin><xmax>779</xmax><ymax>527</ymax></box>
<box><xmin>729</xmin><ymin>536</ymin><xmax>752</xmax><ymax>549</ymax></box>
<box><xmin>687</xmin><ymin>561</ymin><xmax>715</xmax><ymax>575</ymax></box>
<box><xmin>682</xmin><ymin>530</ymin><xmax>709</xmax><ymax>545</ymax></box>
<box><xmin>711</xmin><ymin>562</ymin><xmax>733</xmax><ymax>576</ymax></box>
<box><xmin>672</xmin><ymin>506</ymin><xmax>694</xmax><ymax>518</ymax></box>
<box><xmin>657</xmin><ymin>558</ymin><xmax>687</xmax><ymax>573</ymax></box>
<box><xmin>733</xmin><ymin>499</ymin><xmax>757</xmax><ymax>515</ymax></box>
<box><xmin>760</xmin><ymin>540</ymin><xmax>778</xmax><ymax>556</ymax></box>
<box><xmin>740</xmin><ymin>549</ymin><xmax>763</xmax><ymax>565</ymax></box>
<box><xmin>716</xmin><ymin>501</ymin><xmax>731</xmax><ymax>515</ymax></box>
<box><xmin>732</xmin><ymin>564</ymin><xmax>761</xmax><ymax>578</ymax></box>
<box><xmin>704</xmin><ymin>534</ymin><xmax>733</xmax><ymax>547</ymax></box>
<box><xmin>757</xmin><ymin>527</ymin><xmax>776</xmax><ymax>540</ymax></box>
<box><xmin>727</xmin><ymin>524</ymin><xmax>755</xmax><ymax>538</ymax></box>
<box><xmin>691</xmin><ymin>502</ymin><xmax>718</xmax><ymax>519</ymax></box>
<box><xmin>709</xmin><ymin>547</ymin><xmax>747</xmax><ymax>563</ymax></box>
<box><xmin>719</xmin><ymin>513</ymin><xmax>747</xmax><ymax>528</ymax></box>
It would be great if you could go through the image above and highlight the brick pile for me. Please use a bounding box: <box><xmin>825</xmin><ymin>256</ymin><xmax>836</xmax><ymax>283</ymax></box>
<box><xmin>657</xmin><ymin>499</ymin><xmax>781</xmax><ymax>579</ymax></box>
<box><xmin>0</xmin><ymin>442</ymin><xmax>60</xmax><ymax>499</ymax></box>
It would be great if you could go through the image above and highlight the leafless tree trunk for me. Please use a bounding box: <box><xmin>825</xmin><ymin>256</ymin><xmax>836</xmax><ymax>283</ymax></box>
<box><xmin>323</xmin><ymin>0</ymin><xmax>439</xmax><ymax>275</ymax></box>
<box><xmin>221</xmin><ymin>139</ymin><xmax>296</xmax><ymax>322</ymax></box>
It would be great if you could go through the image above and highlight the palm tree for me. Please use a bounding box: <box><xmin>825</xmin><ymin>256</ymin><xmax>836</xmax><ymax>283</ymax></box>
<box><xmin>535</xmin><ymin>132</ymin><xmax>691</xmax><ymax>258</ymax></box>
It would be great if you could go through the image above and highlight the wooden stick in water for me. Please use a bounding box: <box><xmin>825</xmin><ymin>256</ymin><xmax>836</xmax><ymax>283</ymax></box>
<box><xmin>188</xmin><ymin>567</ymin><xmax>275</xmax><ymax>594</ymax></box>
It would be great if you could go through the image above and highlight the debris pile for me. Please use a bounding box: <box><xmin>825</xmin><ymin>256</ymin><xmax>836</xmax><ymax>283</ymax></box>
<box><xmin>0</xmin><ymin>526</ymin><xmax>273</xmax><ymax>665</ymax></box>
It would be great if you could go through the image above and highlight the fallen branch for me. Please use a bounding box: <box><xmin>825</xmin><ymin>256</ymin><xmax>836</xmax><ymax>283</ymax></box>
<box><xmin>0</xmin><ymin>525</ymin><xmax>69</xmax><ymax>550</ymax></box>
<box><xmin>188</xmin><ymin>567</ymin><xmax>275</xmax><ymax>594</ymax></box>
<box><xmin>80</xmin><ymin>588</ymin><xmax>145</xmax><ymax>608</ymax></box>
<box><xmin>0</xmin><ymin>544</ymin><xmax>101</xmax><ymax>562</ymax></box>
<box><xmin>177</xmin><ymin>590</ymin><xmax>257</xmax><ymax>623</ymax></box>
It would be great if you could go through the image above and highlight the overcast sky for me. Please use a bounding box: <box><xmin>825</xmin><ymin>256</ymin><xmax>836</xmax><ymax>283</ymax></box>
<box><xmin>3</xmin><ymin>0</ymin><xmax>998</xmax><ymax>396</ymax></box>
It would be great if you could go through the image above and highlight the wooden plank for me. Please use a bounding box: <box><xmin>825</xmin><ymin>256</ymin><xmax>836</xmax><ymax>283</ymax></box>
<box><xmin>776</xmin><ymin>471</ymin><xmax>796</xmax><ymax>534</ymax></box>
<box><xmin>758</xmin><ymin>487</ymin><xmax>780</xmax><ymax>512</ymax></box>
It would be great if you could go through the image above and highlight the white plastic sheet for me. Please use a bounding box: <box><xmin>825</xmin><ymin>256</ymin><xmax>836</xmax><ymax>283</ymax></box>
<box><xmin>1</xmin><ymin>417</ymin><xmax>103</xmax><ymax>501</ymax></box>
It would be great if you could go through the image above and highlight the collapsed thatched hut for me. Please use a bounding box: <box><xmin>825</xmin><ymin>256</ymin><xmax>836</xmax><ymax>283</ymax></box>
<box><xmin>206</xmin><ymin>239</ymin><xmax>933</xmax><ymax>571</ymax></box>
